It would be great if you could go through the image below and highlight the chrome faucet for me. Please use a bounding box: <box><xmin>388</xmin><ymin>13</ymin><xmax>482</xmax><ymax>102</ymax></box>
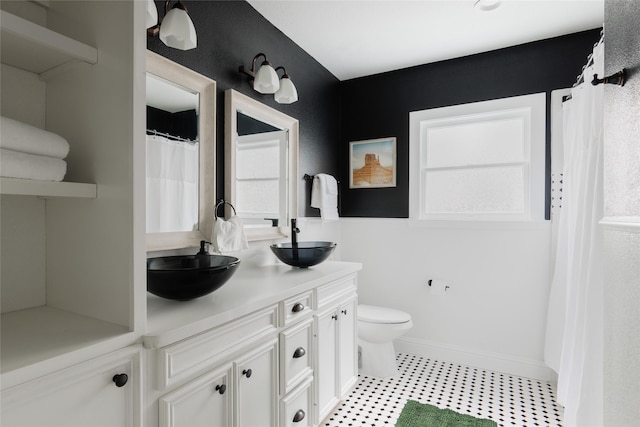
<box><xmin>291</xmin><ymin>218</ymin><xmax>300</xmax><ymax>246</ymax></box>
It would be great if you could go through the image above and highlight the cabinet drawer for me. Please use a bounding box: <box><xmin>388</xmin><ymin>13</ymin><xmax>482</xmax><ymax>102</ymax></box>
<box><xmin>315</xmin><ymin>275</ymin><xmax>357</xmax><ymax>309</ymax></box>
<box><xmin>280</xmin><ymin>290</ymin><xmax>313</xmax><ymax>327</ymax></box>
<box><xmin>279</xmin><ymin>318</ymin><xmax>313</xmax><ymax>395</ymax></box>
<box><xmin>280</xmin><ymin>376</ymin><xmax>313</xmax><ymax>427</ymax></box>
<box><xmin>158</xmin><ymin>305</ymin><xmax>278</xmax><ymax>390</ymax></box>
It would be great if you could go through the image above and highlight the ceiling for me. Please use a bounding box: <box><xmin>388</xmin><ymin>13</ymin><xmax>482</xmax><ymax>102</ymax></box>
<box><xmin>247</xmin><ymin>0</ymin><xmax>604</xmax><ymax>81</ymax></box>
<box><xmin>147</xmin><ymin>73</ymin><xmax>198</xmax><ymax>113</ymax></box>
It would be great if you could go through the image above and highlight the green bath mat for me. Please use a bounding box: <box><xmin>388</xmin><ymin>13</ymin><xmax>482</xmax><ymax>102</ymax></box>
<box><xmin>396</xmin><ymin>400</ymin><xmax>497</xmax><ymax>427</ymax></box>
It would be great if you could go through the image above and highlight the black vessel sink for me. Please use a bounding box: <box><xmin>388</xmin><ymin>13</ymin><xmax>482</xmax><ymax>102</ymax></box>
<box><xmin>270</xmin><ymin>241</ymin><xmax>337</xmax><ymax>268</ymax></box>
<box><xmin>147</xmin><ymin>255</ymin><xmax>240</xmax><ymax>301</ymax></box>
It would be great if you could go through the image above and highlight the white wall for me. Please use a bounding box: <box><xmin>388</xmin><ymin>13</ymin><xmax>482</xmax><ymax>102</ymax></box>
<box><xmin>603</xmin><ymin>2</ymin><xmax>640</xmax><ymax>425</ymax></box>
<box><xmin>0</xmin><ymin>62</ymin><xmax>48</xmax><ymax>313</ymax></box>
<box><xmin>147</xmin><ymin>217</ymin><xmax>345</xmax><ymax>266</ymax></box>
<box><xmin>339</xmin><ymin>218</ymin><xmax>555</xmax><ymax>380</ymax></box>
<box><xmin>229</xmin><ymin>217</ymin><xmax>344</xmax><ymax>267</ymax></box>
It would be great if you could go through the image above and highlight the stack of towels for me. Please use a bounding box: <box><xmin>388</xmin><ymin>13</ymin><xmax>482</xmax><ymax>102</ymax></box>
<box><xmin>311</xmin><ymin>173</ymin><xmax>339</xmax><ymax>220</ymax></box>
<box><xmin>1</xmin><ymin>116</ymin><xmax>69</xmax><ymax>182</ymax></box>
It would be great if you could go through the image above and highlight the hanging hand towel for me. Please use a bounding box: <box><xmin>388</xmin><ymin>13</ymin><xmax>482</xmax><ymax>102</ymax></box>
<box><xmin>311</xmin><ymin>173</ymin><xmax>339</xmax><ymax>220</ymax></box>
<box><xmin>211</xmin><ymin>214</ymin><xmax>248</xmax><ymax>254</ymax></box>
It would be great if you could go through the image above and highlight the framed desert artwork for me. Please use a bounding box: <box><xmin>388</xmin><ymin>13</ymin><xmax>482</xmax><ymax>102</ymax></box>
<box><xmin>349</xmin><ymin>137</ymin><xmax>397</xmax><ymax>188</ymax></box>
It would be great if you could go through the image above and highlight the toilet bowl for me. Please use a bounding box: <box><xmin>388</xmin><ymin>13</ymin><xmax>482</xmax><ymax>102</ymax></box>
<box><xmin>357</xmin><ymin>304</ymin><xmax>412</xmax><ymax>378</ymax></box>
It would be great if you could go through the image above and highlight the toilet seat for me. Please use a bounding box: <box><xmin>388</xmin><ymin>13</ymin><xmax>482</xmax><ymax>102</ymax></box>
<box><xmin>358</xmin><ymin>304</ymin><xmax>411</xmax><ymax>324</ymax></box>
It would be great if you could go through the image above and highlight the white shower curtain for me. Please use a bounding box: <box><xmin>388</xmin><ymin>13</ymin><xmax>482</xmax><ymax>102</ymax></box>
<box><xmin>544</xmin><ymin>41</ymin><xmax>604</xmax><ymax>426</ymax></box>
<box><xmin>146</xmin><ymin>134</ymin><xmax>199</xmax><ymax>233</ymax></box>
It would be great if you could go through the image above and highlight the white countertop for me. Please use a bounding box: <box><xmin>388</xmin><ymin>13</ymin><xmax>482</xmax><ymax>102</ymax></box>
<box><xmin>144</xmin><ymin>261</ymin><xmax>362</xmax><ymax>349</ymax></box>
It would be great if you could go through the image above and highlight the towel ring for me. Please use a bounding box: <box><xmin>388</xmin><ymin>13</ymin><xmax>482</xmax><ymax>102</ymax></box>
<box><xmin>215</xmin><ymin>200</ymin><xmax>237</xmax><ymax>220</ymax></box>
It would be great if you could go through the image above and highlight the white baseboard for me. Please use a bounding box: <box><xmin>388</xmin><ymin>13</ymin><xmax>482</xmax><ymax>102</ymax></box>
<box><xmin>394</xmin><ymin>336</ymin><xmax>557</xmax><ymax>382</ymax></box>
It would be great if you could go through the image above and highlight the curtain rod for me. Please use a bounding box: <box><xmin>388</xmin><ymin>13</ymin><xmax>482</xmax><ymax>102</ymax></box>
<box><xmin>563</xmin><ymin>32</ymin><xmax>626</xmax><ymax>103</ymax></box>
<box><xmin>146</xmin><ymin>129</ymin><xmax>198</xmax><ymax>144</ymax></box>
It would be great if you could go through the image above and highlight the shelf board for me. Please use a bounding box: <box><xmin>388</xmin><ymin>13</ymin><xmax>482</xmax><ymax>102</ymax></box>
<box><xmin>0</xmin><ymin>9</ymin><xmax>97</xmax><ymax>75</ymax></box>
<box><xmin>0</xmin><ymin>177</ymin><xmax>97</xmax><ymax>198</ymax></box>
<box><xmin>30</xmin><ymin>0</ymin><xmax>50</xmax><ymax>8</ymax></box>
<box><xmin>0</xmin><ymin>306</ymin><xmax>130</xmax><ymax>376</ymax></box>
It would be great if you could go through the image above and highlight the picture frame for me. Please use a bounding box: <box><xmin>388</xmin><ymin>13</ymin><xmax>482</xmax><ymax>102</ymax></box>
<box><xmin>349</xmin><ymin>137</ymin><xmax>397</xmax><ymax>189</ymax></box>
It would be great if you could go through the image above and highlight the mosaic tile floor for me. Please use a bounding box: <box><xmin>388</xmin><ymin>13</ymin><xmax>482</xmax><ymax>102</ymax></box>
<box><xmin>320</xmin><ymin>353</ymin><xmax>564</xmax><ymax>427</ymax></box>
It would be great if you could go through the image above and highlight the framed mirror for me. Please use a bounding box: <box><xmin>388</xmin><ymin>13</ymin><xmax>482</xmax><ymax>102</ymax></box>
<box><xmin>146</xmin><ymin>50</ymin><xmax>216</xmax><ymax>251</ymax></box>
<box><xmin>225</xmin><ymin>89</ymin><xmax>299</xmax><ymax>241</ymax></box>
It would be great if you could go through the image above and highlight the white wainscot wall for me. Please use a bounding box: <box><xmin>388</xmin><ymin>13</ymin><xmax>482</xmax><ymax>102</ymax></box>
<box><xmin>339</xmin><ymin>218</ymin><xmax>555</xmax><ymax>381</ymax></box>
<box><xmin>213</xmin><ymin>218</ymin><xmax>344</xmax><ymax>268</ymax></box>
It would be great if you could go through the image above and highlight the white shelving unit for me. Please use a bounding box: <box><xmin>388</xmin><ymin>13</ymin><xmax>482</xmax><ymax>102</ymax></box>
<box><xmin>0</xmin><ymin>9</ymin><xmax>97</xmax><ymax>76</ymax></box>
<box><xmin>1</xmin><ymin>306</ymin><xmax>131</xmax><ymax>376</ymax></box>
<box><xmin>0</xmin><ymin>177</ymin><xmax>97</xmax><ymax>198</ymax></box>
<box><xmin>0</xmin><ymin>8</ymin><xmax>98</xmax><ymax>198</ymax></box>
<box><xmin>0</xmin><ymin>3</ymin><xmax>145</xmax><ymax>389</ymax></box>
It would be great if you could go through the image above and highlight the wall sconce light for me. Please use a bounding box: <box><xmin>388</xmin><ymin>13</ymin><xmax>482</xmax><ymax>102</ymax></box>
<box><xmin>274</xmin><ymin>67</ymin><xmax>299</xmax><ymax>104</ymax></box>
<box><xmin>146</xmin><ymin>0</ymin><xmax>158</xmax><ymax>29</ymax></box>
<box><xmin>147</xmin><ymin>1</ymin><xmax>197</xmax><ymax>51</ymax></box>
<box><xmin>240</xmin><ymin>53</ymin><xmax>299</xmax><ymax>104</ymax></box>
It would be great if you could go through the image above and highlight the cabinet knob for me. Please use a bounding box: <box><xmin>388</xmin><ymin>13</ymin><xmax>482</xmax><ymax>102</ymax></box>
<box><xmin>215</xmin><ymin>384</ymin><xmax>226</xmax><ymax>395</ymax></box>
<box><xmin>112</xmin><ymin>373</ymin><xmax>128</xmax><ymax>387</ymax></box>
<box><xmin>293</xmin><ymin>409</ymin><xmax>305</xmax><ymax>423</ymax></box>
<box><xmin>291</xmin><ymin>302</ymin><xmax>305</xmax><ymax>313</ymax></box>
<box><xmin>331</xmin><ymin>314</ymin><xmax>338</xmax><ymax>320</ymax></box>
<box><xmin>293</xmin><ymin>347</ymin><xmax>306</xmax><ymax>359</ymax></box>
<box><xmin>242</xmin><ymin>369</ymin><xmax>252</xmax><ymax>378</ymax></box>
<box><xmin>342</xmin><ymin>309</ymin><xmax>348</xmax><ymax>315</ymax></box>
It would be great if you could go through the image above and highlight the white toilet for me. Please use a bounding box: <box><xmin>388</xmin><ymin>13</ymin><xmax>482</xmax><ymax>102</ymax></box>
<box><xmin>357</xmin><ymin>304</ymin><xmax>413</xmax><ymax>378</ymax></box>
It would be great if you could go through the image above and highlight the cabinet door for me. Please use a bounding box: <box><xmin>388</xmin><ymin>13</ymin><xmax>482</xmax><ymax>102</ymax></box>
<box><xmin>1</xmin><ymin>346</ymin><xmax>140</xmax><ymax>427</ymax></box>
<box><xmin>234</xmin><ymin>339</ymin><xmax>278</xmax><ymax>427</ymax></box>
<box><xmin>314</xmin><ymin>307</ymin><xmax>339</xmax><ymax>423</ymax></box>
<box><xmin>159</xmin><ymin>364</ymin><xmax>232</xmax><ymax>427</ymax></box>
<box><xmin>338</xmin><ymin>297</ymin><xmax>358</xmax><ymax>397</ymax></box>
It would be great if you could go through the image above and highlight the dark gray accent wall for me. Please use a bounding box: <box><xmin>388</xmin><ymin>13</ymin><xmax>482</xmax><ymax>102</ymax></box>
<box><xmin>147</xmin><ymin>107</ymin><xmax>197</xmax><ymax>141</ymax></box>
<box><xmin>147</xmin><ymin>0</ymin><xmax>341</xmax><ymax>217</ymax></box>
<box><xmin>237</xmin><ymin>112</ymin><xmax>280</xmax><ymax>136</ymax></box>
<box><xmin>339</xmin><ymin>29</ymin><xmax>602</xmax><ymax>218</ymax></box>
<box><xmin>148</xmin><ymin>1</ymin><xmax>600</xmax><ymax>220</ymax></box>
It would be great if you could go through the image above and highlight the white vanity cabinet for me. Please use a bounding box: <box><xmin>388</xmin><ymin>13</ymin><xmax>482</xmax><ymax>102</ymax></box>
<box><xmin>314</xmin><ymin>276</ymin><xmax>359</xmax><ymax>424</ymax></box>
<box><xmin>0</xmin><ymin>345</ymin><xmax>142</xmax><ymax>427</ymax></box>
<box><xmin>145</xmin><ymin>262</ymin><xmax>361</xmax><ymax>427</ymax></box>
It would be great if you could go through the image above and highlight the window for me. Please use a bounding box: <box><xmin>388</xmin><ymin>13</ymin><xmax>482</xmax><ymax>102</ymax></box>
<box><xmin>234</xmin><ymin>130</ymin><xmax>288</xmax><ymax>226</ymax></box>
<box><xmin>409</xmin><ymin>93</ymin><xmax>546</xmax><ymax>221</ymax></box>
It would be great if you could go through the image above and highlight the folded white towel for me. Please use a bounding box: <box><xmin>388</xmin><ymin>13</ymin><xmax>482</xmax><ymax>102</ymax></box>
<box><xmin>1</xmin><ymin>116</ymin><xmax>70</xmax><ymax>159</ymax></box>
<box><xmin>1</xmin><ymin>148</ymin><xmax>67</xmax><ymax>181</ymax></box>
<box><xmin>311</xmin><ymin>173</ymin><xmax>339</xmax><ymax>220</ymax></box>
<box><xmin>211</xmin><ymin>215</ymin><xmax>249</xmax><ymax>254</ymax></box>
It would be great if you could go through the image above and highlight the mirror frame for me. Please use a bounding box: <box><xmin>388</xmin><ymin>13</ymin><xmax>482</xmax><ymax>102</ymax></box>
<box><xmin>146</xmin><ymin>50</ymin><xmax>216</xmax><ymax>251</ymax></box>
<box><xmin>225</xmin><ymin>89</ymin><xmax>299</xmax><ymax>241</ymax></box>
